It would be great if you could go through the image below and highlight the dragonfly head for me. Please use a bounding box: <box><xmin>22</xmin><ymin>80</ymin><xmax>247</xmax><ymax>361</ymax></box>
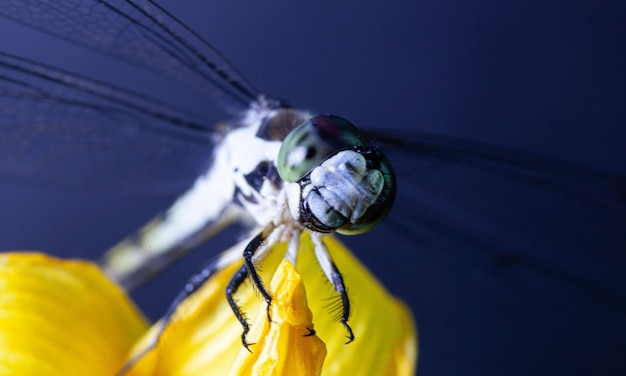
<box><xmin>277</xmin><ymin>115</ymin><xmax>396</xmax><ymax>235</ymax></box>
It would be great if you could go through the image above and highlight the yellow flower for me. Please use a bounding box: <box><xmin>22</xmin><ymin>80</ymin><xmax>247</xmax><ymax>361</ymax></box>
<box><xmin>0</xmin><ymin>234</ymin><xmax>417</xmax><ymax>375</ymax></box>
<box><xmin>127</xmin><ymin>234</ymin><xmax>417</xmax><ymax>375</ymax></box>
<box><xmin>0</xmin><ymin>252</ymin><xmax>148</xmax><ymax>375</ymax></box>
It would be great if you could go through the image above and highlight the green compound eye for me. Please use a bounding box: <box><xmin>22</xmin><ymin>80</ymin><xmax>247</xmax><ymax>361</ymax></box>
<box><xmin>277</xmin><ymin>115</ymin><xmax>364</xmax><ymax>183</ymax></box>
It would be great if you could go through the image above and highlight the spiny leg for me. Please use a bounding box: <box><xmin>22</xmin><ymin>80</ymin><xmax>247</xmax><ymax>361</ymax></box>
<box><xmin>226</xmin><ymin>264</ymin><xmax>253</xmax><ymax>350</ymax></box>
<box><xmin>117</xmin><ymin>258</ymin><xmax>222</xmax><ymax>375</ymax></box>
<box><xmin>311</xmin><ymin>233</ymin><xmax>354</xmax><ymax>343</ymax></box>
<box><xmin>226</xmin><ymin>223</ymin><xmax>276</xmax><ymax>350</ymax></box>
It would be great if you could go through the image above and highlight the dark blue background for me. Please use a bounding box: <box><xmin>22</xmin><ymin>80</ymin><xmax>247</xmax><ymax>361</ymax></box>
<box><xmin>0</xmin><ymin>1</ymin><xmax>625</xmax><ymax>375</ymax></box>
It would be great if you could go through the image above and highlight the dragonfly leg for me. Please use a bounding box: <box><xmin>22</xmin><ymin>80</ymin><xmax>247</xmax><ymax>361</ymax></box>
<box><xmin>117</xmin><ymin>261</ymin><xmax>220</xmax><ymax>375</ymax></box>
<box><xmin>226</xmin><ymin>264</ymin><xmax>254</xmax><ymax>351</ymax></box>
<box><xmin>226</xmin><ymin>223</ymin><xmax>276</xmax><ymax>350</ymax></box>
<box><xmin>311</xmin><ymin>233</ymin><xmax>354</xmax><ymax>344</ymax></box>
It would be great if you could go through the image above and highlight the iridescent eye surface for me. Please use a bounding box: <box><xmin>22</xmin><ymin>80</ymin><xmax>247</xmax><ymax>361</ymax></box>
<box><xmin>277</xmin><ymin>115</ymin><xmax>364</xmax><ymax>183</ymax></box>
<box><xmin>278</xmin><ymin>115</ymin><xmax>396</xmax><ymax>235</ymax></box>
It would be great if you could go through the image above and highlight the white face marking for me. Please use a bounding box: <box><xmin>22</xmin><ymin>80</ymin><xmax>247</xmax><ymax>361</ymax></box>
<box><xmin>285</xmin><ymin>183</ymin><xmax>303</xmax><ymax>222</ymax></box>
<box><xmin>306</xmin><ymin>150</ymin><xmax>383</xmax><ymax>225</ymax></box>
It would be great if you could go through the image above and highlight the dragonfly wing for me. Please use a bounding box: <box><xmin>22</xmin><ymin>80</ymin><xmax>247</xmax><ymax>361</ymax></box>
<box><xmin>0</xmin><ymin>51</ymin><xmax>217</xmax><ymax>192</ymax></box>
<box><xmin>351</xmin><ymin>129</ymin><xmax>626</xmax><ymax>375</ymax></box>
<box><xmin>0</xmin><ymin>1</ymin><xmax>266</xmax><ymax>289</ymax></box>
<box><xmin>368</xmin><ymin>129</ymin><xmax>626</xmax><ymax>212</ymax></box>
<box><xmin>0</xmin><ymin>0</ymin><xmax>258</xmax><ymax>107</ymax></box>
<box><xmin>369</xmin><ymin>129</ymin><xmax>626</xmax><ymax>310</ymax></box>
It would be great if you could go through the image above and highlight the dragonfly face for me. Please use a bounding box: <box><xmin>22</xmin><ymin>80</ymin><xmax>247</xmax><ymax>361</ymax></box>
<box><xmin>0</xmin><ymin>1</ymin><xmax>625</xmax><ymax>375</ymax></box>
<box><xmin>278</xmin><ymin>115</ymin><xmax>396</xmax><ymax>234</ymax></box>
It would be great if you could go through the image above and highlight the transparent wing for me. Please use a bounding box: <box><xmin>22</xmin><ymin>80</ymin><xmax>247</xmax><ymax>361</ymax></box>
<box><xmin>0</xmin><ymin>0</ymin><xmax>258</xmax><ymax>107</ymax></box>
<box><xmin>346</xmin><ymin>129</ymin><xmax>626</xmax><ymax>375</ymax></box>
<box><xmin>0</xmin><ymin>0</ymin><xmax>263</xmax><ymax>192</ymax></box>
<box><xmin>0</xmin><ymin>51</ymin><xmax>215</xmax><ymax>192</ymax></box>
<box><xmin>368</xmin><ymin>129</ymin><xmax>626</xmax><ymax>212</ymax></box>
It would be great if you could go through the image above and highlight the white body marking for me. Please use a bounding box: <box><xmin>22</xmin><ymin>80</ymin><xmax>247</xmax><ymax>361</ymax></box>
<box><xmin>102</xmin><ymin>102</ymin><xmax>305</xmax><ymax>284</ymax></box>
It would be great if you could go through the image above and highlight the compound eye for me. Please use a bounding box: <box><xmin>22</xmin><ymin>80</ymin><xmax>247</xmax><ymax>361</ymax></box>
<box><xmin>277</xmin><ymin>115</ymin><xmax>364</xmax><ymax>183</ymax></box>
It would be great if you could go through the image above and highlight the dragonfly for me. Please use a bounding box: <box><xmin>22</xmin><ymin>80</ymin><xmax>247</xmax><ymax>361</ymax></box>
<box><xmin>0</xmin><ymin>1</ymin><xmax>625</xmax><ymax>375</ymax></box>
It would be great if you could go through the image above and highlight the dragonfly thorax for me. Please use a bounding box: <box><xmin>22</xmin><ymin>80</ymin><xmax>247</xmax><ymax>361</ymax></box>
<box><xmin>223</xmin><ymin>105</ymin><xmax>311</xmax><ymax>228</ymax></box>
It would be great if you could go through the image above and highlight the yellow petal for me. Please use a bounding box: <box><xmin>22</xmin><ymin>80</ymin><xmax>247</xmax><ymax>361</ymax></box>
<box><xmin>127</xmin><ymin>233</ymin><xmax>417</xmax><ymax>375</ymax></box>
<box><xmin>228</xmin><ymin>259</ymin><xmax>327</xmax><ymax>376</ymax></box>
<box><xmin>302</xmin><ymin>236</ymin><xmax>417</xmax><ymax>376</ymax></box>
<box><xmin>124</xmin><ymin>258</ymin><xmax>247</xmax><ymax>376</ymax></box>
<box><xmin>0</xmin><ymin>252</ymin><xmax>149</xmax><ymax>376</ymax></box>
